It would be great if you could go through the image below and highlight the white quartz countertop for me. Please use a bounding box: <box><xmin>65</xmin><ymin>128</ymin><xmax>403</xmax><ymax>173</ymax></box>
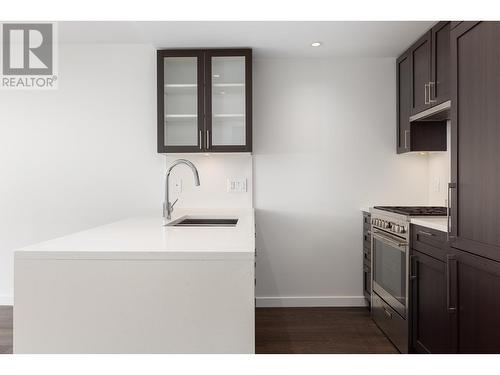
<box><xmin>410</xmin><ymin>217</ymin><xmax>447</xmax><ymax>232</ymax></box>
<box><xmin>15</xmin><ymin>208</ymin><xmax>255</xmax><ymax>261</ymax></box>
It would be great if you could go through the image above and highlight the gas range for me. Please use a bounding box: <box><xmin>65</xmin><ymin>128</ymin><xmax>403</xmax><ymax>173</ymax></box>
<box><xmin>370</xmin><ymin>206</ymin><xmax>447</xmax><ymax>240</ymax></box>
<box><xmin>368</xmin><ymin>205</ymin><xmax>447</xmax><ymax>353</ymax></box>
<box><xmin>373</xmin><ymin>206</ymin><xmax>447</xmax><ymax>216</ymax></box>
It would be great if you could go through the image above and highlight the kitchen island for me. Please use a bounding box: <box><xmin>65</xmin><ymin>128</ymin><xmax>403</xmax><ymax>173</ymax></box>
<box><xmin>14</xmin><ymin>209</ymin><xmax>255</xmax><ymax>354</ymax></box>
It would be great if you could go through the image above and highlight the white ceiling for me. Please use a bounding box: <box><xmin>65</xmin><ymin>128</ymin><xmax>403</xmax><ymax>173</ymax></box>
<box><xmin>58</xmin><ymin>21</ymin><xmax>436</xmax><ymax>58</ymax></box>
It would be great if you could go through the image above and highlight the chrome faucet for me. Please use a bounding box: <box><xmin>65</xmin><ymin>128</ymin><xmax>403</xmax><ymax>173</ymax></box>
<box><xmin>163</xmin><ymin>159</ymin><xmax>200</xmax><ymax>221</ymax></box>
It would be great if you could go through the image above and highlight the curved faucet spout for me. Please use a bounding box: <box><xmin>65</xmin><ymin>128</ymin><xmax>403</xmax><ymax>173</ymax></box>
<box><xmin>164</xmin><ymin>159</ymin><xmax>201</xmax><ymax>221</ymax></box>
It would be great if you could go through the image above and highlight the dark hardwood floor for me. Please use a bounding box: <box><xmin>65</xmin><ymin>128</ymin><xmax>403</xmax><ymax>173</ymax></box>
<box><xmin>0</xmin><ymin>306</ymin><xmax>13</xmax><ymax>354</ymax></box>
<box><xmin>0</xmin><ymin>306</ymin><xmax>397</xmax><ymax>354</ymax></box>
<box><xmin>256</xmin><ymin>307</ymin><xmax>398</xmax><ymax>354</ymax></box>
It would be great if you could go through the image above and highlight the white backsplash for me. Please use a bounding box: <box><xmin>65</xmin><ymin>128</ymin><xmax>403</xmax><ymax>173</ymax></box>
<box><xmin>165</xmin><ymin>153</ymin><xmax>253</xmax><ymax>209</ymax></box>
<box><xmin>427</xmin><ymin>121</ymin><xmax>451</xmax><ymax>206</ymax></box>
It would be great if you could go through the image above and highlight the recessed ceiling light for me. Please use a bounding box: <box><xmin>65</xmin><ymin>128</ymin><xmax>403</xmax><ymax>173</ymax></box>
<box><xmin>311</xmin><ymin>42</ymin><xmax>322</xmax><ymax>47</ymax></box>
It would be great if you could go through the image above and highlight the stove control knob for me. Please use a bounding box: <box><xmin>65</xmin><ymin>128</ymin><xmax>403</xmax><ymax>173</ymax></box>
<box><xmin>400</xmin><ymin>226</ymin><xmax>406</xmax><ymax>233</ymax></box>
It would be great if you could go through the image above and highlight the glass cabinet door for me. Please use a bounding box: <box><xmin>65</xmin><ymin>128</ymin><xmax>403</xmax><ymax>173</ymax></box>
<box><xmin>207</xmin><ymin>50</ymin><xmax>251</xmax><ymax>151</ymax></box>
<box><xmin>158</xmin><ymin>52</ymin><xmax>203</xmax><ymax>152</ymax></box>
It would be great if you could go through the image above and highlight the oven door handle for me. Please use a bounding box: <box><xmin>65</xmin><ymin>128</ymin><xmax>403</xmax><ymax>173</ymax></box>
<box><xmin>372</xmin><ymin>230</ymin><xmax>408</xmax><ymax>250</ymax></box>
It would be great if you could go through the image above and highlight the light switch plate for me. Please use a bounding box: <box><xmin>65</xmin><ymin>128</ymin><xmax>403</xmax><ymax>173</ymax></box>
<box><xmin>226</xmin><ymin>178</ymin><xmax>247</xmax><ymax>193</ymax></box>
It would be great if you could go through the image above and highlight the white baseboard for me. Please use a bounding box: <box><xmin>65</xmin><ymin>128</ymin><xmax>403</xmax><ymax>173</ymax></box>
<box><xmin>0</xmin><ymin>295</ymin><xmax>13</xmax><ymax>306</ymax></box>
<box><xmin>255</xmin><ymin>296</ymin><xmax>367</xmax><ymax>308</ymax></box>
<box><xmin>0</xmin><ymin>295</ymin><xmax>365</xmax><ymax>308</ymax></box>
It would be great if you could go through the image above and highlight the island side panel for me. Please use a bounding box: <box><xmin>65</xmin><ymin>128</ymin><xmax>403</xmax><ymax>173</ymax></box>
<box><xmin>14</xmin><ymin>256</ymin><xmax>255</xmax><ymax>353</ymax></box>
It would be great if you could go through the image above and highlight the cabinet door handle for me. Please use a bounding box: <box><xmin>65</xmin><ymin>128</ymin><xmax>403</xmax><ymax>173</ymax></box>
<box><xmin>418</xmin><ymin>230</ymin><xmax>434</xmax><ymax>237</ymax></box>
<box><xmin>404</xmin><ymin>130</ymin><xmax>410</xmax><ymax>149</ymax></box>
<box><xmin>199</xmin><ymin>130</ymin><xmax>202</xmax><ymax>150</ymax></box>
<box><xmin>410</xmin><ymin>255</ymin><xmax>418</xmax><ymax>281</ymax></box>
<box><xmin>446</xmin><ymin>255</ymin><xmax>457</xmax><ymax>313</ymax></box>
<box><xmin>447</xmin><ymin>183</ymin><xmax>457</xmax><ymax>241</ymax></box>
<box><xmin>429</xmin><ymin>81</ymin><xmax>437</xmax><ymax>103</ymax></box>
<box><xmin>424</xmin><ymin>83</ymin><xmax>429</xmax><ymax>104</ymax></box>
<box><xmin>206</xmin><ymin>130</ymin><xmax>210</xmax><ymax>150</ymax></box>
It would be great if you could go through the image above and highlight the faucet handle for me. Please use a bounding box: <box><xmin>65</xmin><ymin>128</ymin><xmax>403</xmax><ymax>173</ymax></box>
<box><xmin>170</xmin><ymin>198</ymin><xmax>179</xmax><ymax>210</ymax></box>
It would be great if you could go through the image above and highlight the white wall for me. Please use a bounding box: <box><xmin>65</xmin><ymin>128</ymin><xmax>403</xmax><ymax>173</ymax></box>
<box><xmin>252</xmin><ymin>58</ymin><xmax>430</xmax><ymax>306</ymax></box>
<box><xmin>0</xmin><ymin>44</ymin><xmax>164</xmax><ymax>304</ymax></box>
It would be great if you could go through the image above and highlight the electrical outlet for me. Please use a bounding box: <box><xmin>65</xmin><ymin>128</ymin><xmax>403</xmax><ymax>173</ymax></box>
<box><xmin>173</xmin><ymin>178</ymin><xmax>182</xmax><ymax>193</ymax></box>
<box><xmin>226</xmin><ymin>178</ymin><xmax>247</xmax><ymax>193</ymax></box>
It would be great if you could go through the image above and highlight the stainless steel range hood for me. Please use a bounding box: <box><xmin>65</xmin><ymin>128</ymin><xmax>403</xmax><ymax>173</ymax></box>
<box><xmin>409</xmin><ymin>100</ymin><xmax>451</xmax><ymax>122</ymax></box>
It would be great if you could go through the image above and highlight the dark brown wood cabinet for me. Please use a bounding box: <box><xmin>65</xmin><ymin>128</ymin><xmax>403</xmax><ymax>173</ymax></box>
<box><xmin>451</xmin><ymin>249</ymin><xmax>500</xmax><ymax>353</ymax></box>
<box><xmin>450</xmin><ymin>22</ymin><xmax>500</xmax><ymax>263</ymax></box>
<box><xmin>410</xmin><ymin>249</ymin><xmax>453</xmax><ymax>353</ymax></box>
<box><xmin>406</xmin><ymin>21</ymin><xmax>500</xmax><ymax>354</ymax></box>
<box><xmin>410</xmin><ymin>32</ymin><xmax>432</xmax><ymax>115</ymax></box>
<box><xmin>446</xmin><ymin>21</ymin><xmax>500</xmax><ymax>353</ymax></box>
<box><xmin>453</xmin><ymin>250</ymin><xmax>500</xmax><ymax>353</ymax></box>
<box><xmin>410</xmin><ymin>224</ymin><xmax>500</xmax><ymax>353</ymax></box>
<box><xmin>157</xmin><ymin>48</ymin><xmax>252</xmax><ymax>153</ymax></box>
<box><xmin>410</xmin><ymin>22</ymin><xmax>451</xmax><ymax>115</ymax></box>
<box><xmin>396</xmin><ymin>50</ymin><xmax>411</xmax><ymax>153</ymax></box>
<box><xmin>430</xmin><ymin>22</ymin><xmax>451</xmax><ymax>106</ymax></box>
<box><xmin>397</xmin><ymin>22</ymin><xmax>450</xmax><ymax>154</ymax></box>
<box><xmin>397</xmin><ymin>121</ymin><xmax>447</xmax><ymax>154</ymax></box>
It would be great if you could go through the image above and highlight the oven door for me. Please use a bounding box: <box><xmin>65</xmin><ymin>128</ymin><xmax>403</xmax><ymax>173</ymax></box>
<box><xmin>372</xmin><ymin>229</ymin><xmax>409</xmax><ymax>318</ymax></box>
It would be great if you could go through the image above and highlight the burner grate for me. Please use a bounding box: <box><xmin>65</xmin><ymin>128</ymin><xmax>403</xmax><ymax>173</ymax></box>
<box><xmin>373</xmin><ymin>206</ymin><xmax>447</xmax><ymax>216</ymax></box>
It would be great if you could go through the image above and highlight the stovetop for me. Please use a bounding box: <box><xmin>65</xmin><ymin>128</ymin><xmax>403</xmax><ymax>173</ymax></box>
<box><xmin>373</xmin><ymin>206</ymin><xmax>447</xmax><ymax>216</ymax></box>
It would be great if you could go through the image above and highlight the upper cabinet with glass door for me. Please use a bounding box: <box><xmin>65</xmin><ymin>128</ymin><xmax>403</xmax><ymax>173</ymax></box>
<box><xmin>205</xmin><ymin>50</ymin><xmax>252</xmax><ymax>152</ymax></box>
<box><xmin>157</xmin><ymin>49</ymin><xmax>252</xmax><ymax>153</ymax></box>
<box><xmin>157</xmin><ymin>50</ymin><xmax>204</xmax><ymax>153</ymax></box>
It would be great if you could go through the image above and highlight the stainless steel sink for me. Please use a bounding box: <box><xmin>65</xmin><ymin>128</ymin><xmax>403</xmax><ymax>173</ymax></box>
<box><xmin>167</xmin><ymin>217</ymin><xmax>238</xmax><ymax>227</ymax></box>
